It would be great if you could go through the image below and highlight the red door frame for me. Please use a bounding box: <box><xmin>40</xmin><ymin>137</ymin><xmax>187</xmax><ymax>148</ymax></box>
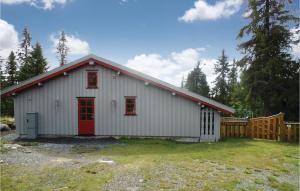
<box><xmin>78</xmin><ymin>98</ymin><xmax>95</xmax><ymax>135</ymax></box>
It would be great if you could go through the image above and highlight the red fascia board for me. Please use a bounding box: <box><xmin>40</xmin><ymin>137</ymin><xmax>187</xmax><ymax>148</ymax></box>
<box><xmin>1</xmin><ymin>60</ymin><xmax>87</xmax><ymax>98</ymax></box>
<box><xmin>1</xmin><ymin>58</ymin><xmax>233</xmax><ymax>114</ymax></box>
<box><xmin>92</xmin><ymin>59</ymin><xmax>233</xmax><ymax>114</ymax></box>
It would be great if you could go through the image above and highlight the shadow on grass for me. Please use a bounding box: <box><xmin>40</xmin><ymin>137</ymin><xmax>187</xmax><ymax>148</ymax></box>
<box><xmin>99</xmin><ymin>137</ymin><xmax>260</xmax><ymax>157</ymax></box>
<box><xmin>15</xmin><ymin>136</ymin><xmax>119</xmax><ymax>145</ymax></box>
<box><xmin>12</xmin><ymin>136</ymin><xmax>298</xmax><ymax>159</ymax></box>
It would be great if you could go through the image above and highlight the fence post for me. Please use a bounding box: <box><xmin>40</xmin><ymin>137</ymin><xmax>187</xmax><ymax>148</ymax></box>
<box><xmin>278</xmin><ymin>113</ymin><xmax>285</xmax><ymax>141</ymax></box>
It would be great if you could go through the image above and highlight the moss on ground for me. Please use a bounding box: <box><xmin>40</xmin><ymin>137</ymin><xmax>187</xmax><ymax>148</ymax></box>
<box><xmin>0</xmin><ymin>116</ymin><xmax>14</xmax><ymax>125</ymax></box>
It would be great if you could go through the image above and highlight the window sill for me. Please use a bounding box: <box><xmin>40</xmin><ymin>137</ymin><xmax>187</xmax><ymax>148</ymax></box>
<box><xmin>86</xmin><ymin>87</ymin><xmax>98</xmax><ymax>89</ymax></box>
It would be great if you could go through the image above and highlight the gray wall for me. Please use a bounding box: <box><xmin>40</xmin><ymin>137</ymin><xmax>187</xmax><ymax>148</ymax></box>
<box><xmin>14</xmin><ymin>64</ymin><xmax>220</xmax><ymax>141</ymax></box>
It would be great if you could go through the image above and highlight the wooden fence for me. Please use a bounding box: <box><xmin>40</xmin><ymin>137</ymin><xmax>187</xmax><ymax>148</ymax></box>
<box><xmin>221</xmin><ymin>113</ymin><xmax>299</xmax><ymax>142</ymax></box>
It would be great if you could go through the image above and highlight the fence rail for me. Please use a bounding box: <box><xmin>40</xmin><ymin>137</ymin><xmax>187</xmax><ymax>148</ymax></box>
<box><xmin>221</xmin><ymin>113</ymin><xmax>299</xmax><ymax>143</ymax></box>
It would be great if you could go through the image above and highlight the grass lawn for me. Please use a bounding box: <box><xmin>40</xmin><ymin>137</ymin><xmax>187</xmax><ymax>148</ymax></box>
<box><xmin>0</xmin><ymin>138</ymin><xmax>299</xmax><ymax>191</ymax></box>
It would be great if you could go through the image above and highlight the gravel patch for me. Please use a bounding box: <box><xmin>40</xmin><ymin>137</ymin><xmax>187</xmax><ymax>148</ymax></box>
<box><xmin>0</xmin><ymin>148</ymin><xmax>57</xmax><ymax>167</ymax></box>
<box><xmin>1</xmin><ymin>132</ymin><xmax>19</xmax><ymax>141</ymax></box>
<box><xmin>37</xmin><ymin>143</ymin><xmax>74</xmax><ymax>153</ymax></box>
<box><xmin>102</xmin><ymin>168</ymin><xmax>144</xmax><ymax>191</ymax></box>
<box><xmin>145</xmin><ymin>161</ymin><xmax>186</xmax><ymax>190</ymax></box>
<box><xmin>0</xmin><ymin>136</ymin><xmax>119</xmax><ymax>168</ymax></box>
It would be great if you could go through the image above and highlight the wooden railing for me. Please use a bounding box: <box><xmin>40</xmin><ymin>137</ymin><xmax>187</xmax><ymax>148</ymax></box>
<box><xmin>221</xmin><ymin>113</ymin><xmax>299</xmax><ymax>143</ymax></box>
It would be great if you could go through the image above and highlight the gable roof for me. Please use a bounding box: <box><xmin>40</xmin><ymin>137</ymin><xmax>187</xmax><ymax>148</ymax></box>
<box><xmin>1</xmin><ymin>54</ymin><xmax>234</xmax><ymax>114</ymax></box>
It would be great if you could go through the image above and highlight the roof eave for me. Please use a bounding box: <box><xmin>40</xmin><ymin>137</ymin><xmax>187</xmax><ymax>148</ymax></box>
<box><xmin>1</xmin><ymin>54</ymin><xmax>235</xmax><ymax>114</ymax></box>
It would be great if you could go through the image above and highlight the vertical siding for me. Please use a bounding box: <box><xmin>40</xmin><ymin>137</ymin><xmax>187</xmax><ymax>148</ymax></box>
<box><xmin>14</xmin><ymin>64</ymin><xmax>220</xmax><ymax>140</ymax></box>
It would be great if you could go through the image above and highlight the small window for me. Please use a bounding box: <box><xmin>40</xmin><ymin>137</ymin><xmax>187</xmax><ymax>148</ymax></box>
<box><xmin>87</xmin><ymin>71</ymin><xmax>97</xmax><ymax>89</ymax></box>
<box><xmin>125</xmin><ymin>97</ymin><xmax>136</xmax><ymax>115</ymax></box>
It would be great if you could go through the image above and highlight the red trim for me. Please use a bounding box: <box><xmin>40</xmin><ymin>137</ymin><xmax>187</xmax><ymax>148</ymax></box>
<box><xmin>1</xmin><ymin>60</ymin><xmax>88</xmax><ymax>98</ymax></box>
<box><xmin>87</xmin><ymin>71</ymin><xmax>98</xmax><ymax>89</ymax></box>
<box><xmin>125</xmin><ymin>96</ymin><xmax>136</xmax><ymax>116</ymax></box>
<box><xmin>91</xmin><ymin>59</ymin><xmax>233</xmax><ymax>114</ymax></box>
<box><xmin>1</xmin><ymin>57</ymin><xmax>233</xmax><ymax>114</ymax></box>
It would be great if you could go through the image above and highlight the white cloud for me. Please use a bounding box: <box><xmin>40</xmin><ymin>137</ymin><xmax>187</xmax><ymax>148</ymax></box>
<box><xmin>125</xmin><ymin>48</ymin><xmax>217</xmax><ymax>87</ymax></box>
<box><xmin>0</xmin><ymin>0</ymin><xmax>32</xmax><ymax>4</ymax></box>
<box><xmin>0</xmin><ymin>0</ymin><xmax>70</xmax><ymax>10</ymax></box>
<box><xmin>290</xmin><ymin>26</ymin><xmax>300</xmax><ymax>58</ymax></box>
<box><xmin>179</xmin><ymin>0</ymin><xmax>244</xmax><ymax>22</ymax></box>
<box><xmin>50</xmin><ymin>33</ymin><xmax>90</xmax><ymax>55</ymax></box>
<box><xmin>0</xmin><ymin>19</ymin><xmax>19</xmax><ymax>59</ymax></box>
<box><xmin>242</xmin><ymin>8</ymin><xmax>252</xmax><ymax>18</ymax></box>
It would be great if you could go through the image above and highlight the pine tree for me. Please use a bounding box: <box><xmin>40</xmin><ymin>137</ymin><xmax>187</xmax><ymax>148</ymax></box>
<box><xmin>19</xmin><ymin>27</ymin><xmax>31</xmax><ymax>60</ymax></box>
<box><xmin>185</xmin><ymin>61</ymin><xmax>210</xmax><ymax>97</ymax></box>
<box><xmin>30</xmin><ymin>42</ymin><xmax>48</xmax><ymax>76</ymax></box>
<box><xmin>0</xmin><ymin>63</ymin><xmax>6</xmax><ymax>90</ymax></box>
<box><xmin>18</xmin><ymin>26</ymin><xmax>32</xmax><ymax>82</ymax></box>
<box><xmin>212</xmin><ymin>49</ymin><xmax>230</xmax><ymax>104</ymax></box>
<box><xmin>57</xmin><ymin>31</ymin><xmax>69</xmax><ymax>66</ymax></box>
<box><xmin>0</xmin><ymin>56</ymin><xmax>5</xmax><ymax>89</ymax></box>
<box><xmin>238</xmin><ymin>0</ymin><xmax>299</xmax><ymax>120</ymax></box>
<box><xmin>228</xmin><ymin>59</ymin><xmax>238</xmax><ymax>101</ymax></box>
<box><xmin>5</xmin><ymin>51</ymin><xmax>18</xmax><ymax>87</ymax></box>
<box><xmin>180</xmin><ymin>76</ymin><xmax>185</xmax><ymax>88</ymax></box>
<box><xmin>1</xmin><ymin>52</ymin><xmax>18</xmax><ymax>116</ymax></box>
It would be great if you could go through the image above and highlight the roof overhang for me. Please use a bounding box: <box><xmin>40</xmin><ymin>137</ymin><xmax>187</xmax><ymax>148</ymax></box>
<box><xmin>1</xmin><ymin>54</ymin><xmax>235</xmax><ymax>114</ymax></box>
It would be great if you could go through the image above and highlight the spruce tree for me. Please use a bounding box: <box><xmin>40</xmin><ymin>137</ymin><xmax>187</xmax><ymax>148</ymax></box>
<box><xmin>0</xmin><ymin>64</ymin><xmax>6</xmax><ymax>90</ymax></box>
<box><xmin>5</xmin><ymin>51</ymin><xmax>18</xmax><ymax>87</ymax></box>
<box><xmin>0</xmin><ymin>56</ymin><xmax>5</xmax><ymax>89</ymax></box>
<box><xmin>180</xmin><ymin>76</ymin><xmax>185</xmax><ymax>88</ymax></box>
<box><xmin>18</xmin><ymin>26</ymin><xmax>32</xmax><ymax>82</ymax></box>
<box><xmin>1</xmin><ymin>52</ymin><xmax>18</xmax><ymax>116</ymax></box>
<box><xmin>238</xmin><ymin>0</ymin><xmax>299</xmax><ymax>120</ymax></box>
<box><xmin>228</xmin><ymin>59</ymin><xmax>238</xmax><ymax>102</ymax></box>
<box><xmin>57</xmin><ymin>31</ymin><xmax>69</xmax><ymax>66</ymax></box>
<box><xmin>212</xmin><ymin>49</ymin><xmax>230</xmax><ymax>104</ymax></box>
<box><xmin>30</xmin><ymin>42</ymin><xmax>48</xmax><ymax>76</ymax></box>
<box><xmin>185</xmin><ymin>61</ymin><xmax>210</xmax><ymax>97</ymax></box>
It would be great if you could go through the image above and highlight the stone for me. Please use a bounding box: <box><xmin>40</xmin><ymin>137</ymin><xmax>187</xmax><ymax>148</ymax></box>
<box><xmin>3</xmin><ymin>144</ymin><xmax>22</xmax><ymax>149</ymax></box>
<box><xmin>53</xmin><ymin>186</ymin><xmax>69</xmax><ymax>191</ymax></box>
<box><xmin>98</xmin><ymin>159</ymin><xmax>114</xmax><ymax>164</ymax></box>
<box><xmin>0</xmin><ymin>124</ymin><xmax>11</xmax><ymax>132</ymax></box>
<box><xmin>23</xmin><ymin>150</ymin><xmax>32</xmax><ymax>153</ymax></box>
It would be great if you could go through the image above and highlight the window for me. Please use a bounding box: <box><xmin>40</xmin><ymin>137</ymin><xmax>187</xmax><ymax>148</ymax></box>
<box><xmin>79</xmin><ymin>98</ymin><xmax>94</xmax><ymax>121</ymax></box>
<box><xmin>212</xmin><ymin>112</ymin><xmax>214</xmax><ymax>135</ymax></box>
<box><xmin>87</xmin><ymin>71</ymin><xmax>97</xmax><ymax>89</ymax></box>
<box><xmin>125</xmin><ymin>97</ymin><xmax>136</xmax><ymax>115</ymax></box>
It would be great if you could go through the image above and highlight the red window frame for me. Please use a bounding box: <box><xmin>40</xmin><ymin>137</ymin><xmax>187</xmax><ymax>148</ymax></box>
<box><xmin>125</xmin><ymin>96</ymin><xmax>136</xmax><ymax>116</ymax></box>
<box><xmin>87</xmin><ymin>71</ymin><xmax>98</xmax><ymax>89</ymax></box>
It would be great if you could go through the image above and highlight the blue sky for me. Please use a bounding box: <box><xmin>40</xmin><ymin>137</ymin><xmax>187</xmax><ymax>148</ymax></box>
<box><xmin>0</xmin><ymin>0</ymin><xmax>299</xmax><ymax>86</ymax></box>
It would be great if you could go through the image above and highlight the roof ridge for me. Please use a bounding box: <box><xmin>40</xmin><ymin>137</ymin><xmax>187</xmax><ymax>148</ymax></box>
<box><xmin>1</xmin><ymin>54</ymin><xmax>234</xmax><ymax>114</ymax></box>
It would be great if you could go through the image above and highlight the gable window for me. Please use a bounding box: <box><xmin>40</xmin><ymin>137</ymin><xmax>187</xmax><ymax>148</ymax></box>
<box><xmin>87</xmin><ymin>71</ymin><xmax>97</xmax><ymax>89</ymax></box>
<box><xmin>125</xmin><ymin>96</ymin><xmax>136</xmax><ymax>115</ymax></box>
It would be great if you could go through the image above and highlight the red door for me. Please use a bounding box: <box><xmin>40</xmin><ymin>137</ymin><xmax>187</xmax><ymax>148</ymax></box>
<box><xmin>78</xmin><ymin>98</ymin><xmax>95</xmax><ymax>135</ymax></box>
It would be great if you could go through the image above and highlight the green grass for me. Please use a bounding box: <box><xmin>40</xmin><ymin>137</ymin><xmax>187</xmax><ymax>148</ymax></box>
<box><xmin>268</xmin><ymin>176</ymin><xmax>296</xmax><ymax>191</ymax></box>
<box><xmin>1</xmin><ymin>163</ymin><xmax>112</xmax><ymax>191</ymax></box>
<box><xmin>0</xmin><ymin>138</ymin><xmax>299</xmax><ymax>191</ymax></box>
